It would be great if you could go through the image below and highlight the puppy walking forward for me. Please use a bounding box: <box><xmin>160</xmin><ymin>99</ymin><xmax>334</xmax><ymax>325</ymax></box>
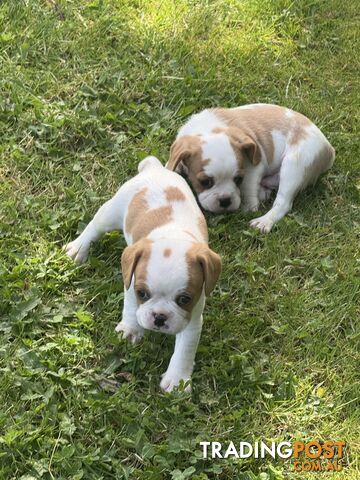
<box><xmin>64</xmin><ymin>157</ymin><xmax>221</xmax><ymax>392</ymax></box>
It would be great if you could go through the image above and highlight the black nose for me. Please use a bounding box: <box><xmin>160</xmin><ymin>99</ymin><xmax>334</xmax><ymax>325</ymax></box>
<box><xmin>219</xmin><ymin>197</ymin><xmax>232</xmax><ymax>208</ymax></box>
<box><xmin>153</xmin><ymin>313</ymin><xmax>167</xmax><ymax>327</ymax></box>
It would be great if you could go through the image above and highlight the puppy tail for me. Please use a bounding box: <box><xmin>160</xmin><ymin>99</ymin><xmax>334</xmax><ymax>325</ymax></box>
<box><xmin>138</xmin><ymin>156</ymin><xmax>163</xmax><ymax>173</ymax></box>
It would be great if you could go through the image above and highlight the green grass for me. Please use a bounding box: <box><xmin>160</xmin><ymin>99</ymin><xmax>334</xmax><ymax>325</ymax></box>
<box><xmin>0</xmin><ymin>0</ymin><xmax>359</xmax><ymax>478</ymax></box>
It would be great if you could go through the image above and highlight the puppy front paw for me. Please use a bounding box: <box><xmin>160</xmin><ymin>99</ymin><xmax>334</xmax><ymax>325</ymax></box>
<box><xmin>115</xmin><ymin>322</ymin><xmax>144</xmax><ymax>344</ymax></box>
<box><xmin>63</xmin><ymin>239</ymin><xmax>90</xmax><ymax>264</ymax></box>
<box><xmin>160</xmin><ymin>370</ymin><xmax>191</xmax><ymax>393</ymax></box>
<box><xmin>250</xmin><ymin>215</ymin><xmax>274</xmax><ymax>233</ymax></box>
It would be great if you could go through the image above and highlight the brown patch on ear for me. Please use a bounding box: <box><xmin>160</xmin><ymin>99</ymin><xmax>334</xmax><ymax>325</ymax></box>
<box><xmin>226</xmin><ymin>127</ymin><xmax>261</xmax><ymax>166</ymax></box>
<box><xmin>186</xmin><ymin>243</ymin><xmax>222</xmax><ymax>298</ymax></box>
<box><xmin>165</xmin><ymin>186</ymin><xmax>186</xmax><ymax>202</ymax></box>
<box><xmin>167</xmin><ymin>135</ymin><xmax>203</xmax><ymax>173</ymax></box>
<box><xmin>125</xmin><ymin>188</ymin><xmax>172</xmax><ymax>242</ymax></box>
<box><xmin>121</xmin><ymin>239</ymin><xmax>152</xmax><ymax>289</ymax></box>
<box><xmin>241</xmin><ymin>136</ymin><xmax>261</xmax><ymax>166</ymax></box>
<box><xmin>211</xmin><ymin>126</ymin><xmax>260</xmax><ymax>169</ymax></box>
<box><xmin>163</xmin><ymin>248</ymin><xmax>172</xmax><ymax>257</ymax></box>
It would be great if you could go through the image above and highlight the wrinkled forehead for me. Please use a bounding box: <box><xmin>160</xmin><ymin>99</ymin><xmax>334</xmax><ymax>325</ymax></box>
<box><xmin>201</xmin><ymin>133</ymin><xmax>238</xmax><ymax>179</ymax></box>
<box><xmin>138</xmin><ymin>240</ymin><xmax>189</xmax><ymax>294</ymax></box>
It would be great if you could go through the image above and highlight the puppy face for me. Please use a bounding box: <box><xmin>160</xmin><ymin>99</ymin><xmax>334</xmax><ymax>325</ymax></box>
<box><xmin>121</xmin><ymin>238</ymin><xmax>221</xmax><ymax>335</ymax></box>
<box><xmin>168</xmin><ymin>129</ymin><xmax>260</xmax><ymax>213</ymax></box>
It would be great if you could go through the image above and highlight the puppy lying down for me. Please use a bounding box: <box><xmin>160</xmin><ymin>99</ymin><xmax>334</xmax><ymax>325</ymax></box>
<box><xmin>168</xmin><ymin>103</ymin><xmax>335</xmax><ymax>232</ymax></box>
<box><xmin>63</xmin><ymin>157</ymin><xmax>221</xmax><ymax>392</ymax></box>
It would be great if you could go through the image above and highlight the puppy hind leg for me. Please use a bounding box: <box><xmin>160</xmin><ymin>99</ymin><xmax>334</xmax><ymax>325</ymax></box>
<box><xmin>250</xmin><ymin>154</ymin><xmax>304</xmax><ymax>233</ymax></box>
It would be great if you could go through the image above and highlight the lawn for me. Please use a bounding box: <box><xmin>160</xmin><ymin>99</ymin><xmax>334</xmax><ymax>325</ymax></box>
<box><xmin>0</xmin><ymin>0</ymin><xmax>359</xmax><ymax>479</ymax></box>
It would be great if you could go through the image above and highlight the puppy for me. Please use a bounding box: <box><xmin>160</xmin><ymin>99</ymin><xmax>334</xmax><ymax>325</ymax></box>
<box><xmin>63</xmin><ymin>157</ymin><xmax>221</xmax><ymax>392</ymax></box>
<box><xmin>168</xmin><ymin>103</ymin><xmax>335</xmax><ymax>232</ymax></box>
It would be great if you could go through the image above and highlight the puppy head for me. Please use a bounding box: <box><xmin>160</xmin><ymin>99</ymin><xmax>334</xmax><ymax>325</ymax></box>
<box><xmin>121</xmin><ymin>238</ymin><xmax>221</xmax><ymax>335</ymax></box>
<box><xmin>168</xmin><ymin>128</ymin><xmax>260</xmax><ymax>213</ymax></box>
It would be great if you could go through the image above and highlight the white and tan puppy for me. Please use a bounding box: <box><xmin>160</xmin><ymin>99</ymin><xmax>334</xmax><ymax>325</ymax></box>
<box><xmin>168</xmin><ymin>104</ymin><xmax>335</xmax><ymax>232</ymax></box>
<box><xmin>63</xmin><ymin>157</ymin><xmax>221</xmax><ymax>392</ymax></box>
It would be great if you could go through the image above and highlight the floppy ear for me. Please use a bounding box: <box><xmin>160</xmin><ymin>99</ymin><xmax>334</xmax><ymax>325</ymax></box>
<box><xmin>121</xmin><ymin>239</ymin><xmax>150</xmax><ymax>289</ymax></box>
<box><xmin>241</xmin><ymin>137</ymin><xmax>261</xmax><ymax>166</ymax></box>
<box><xmin>167</xmin><ymin>135</ymin><xmax>201</xmax><ymax>173</ymax></box>
<box><xmin>196</xmin><ymin>245</ymin><xmax>222</xmax><ymax>296</ymax></box>
<box><xmin>227</xmin><ymin>128</ymin><xmax>261</xmax><ymax>166</ymax></box>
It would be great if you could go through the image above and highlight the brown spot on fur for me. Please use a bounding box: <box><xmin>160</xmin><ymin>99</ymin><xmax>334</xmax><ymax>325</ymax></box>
<box><xmin>133</xmin><ymin>258</ymin><xmax>152</xmax><ymax>303</ymax></box>
<box><xmin>133</xmin><ymin>245</ymin><xmax>153</xmax><ymax>304</ymax></box>
<box><xmin>163</xmin><ymin>248</ymin><xmax>172</xmax><ymax>257</ymax></box>
<box><xmin>214</xmin><ymin>105</ymin><xmax>312</xmax><ymax>164</ymax></box>
<box><xmin>165</xmin><ymin>186</ymin><xmax>186</xmax><ymax>202</ymax></box>
<box><xmin>125</xmin><ymin>188</ymin><xmax>172</xmax><ymax>242</ymax></box>
<box><xmin>287</xmin><ymin>109</ymin><xmax>313</xmax><ymax>145</ymax></box>
<box><xmin>191</xmin><ymin>159</ymin><xmax>212</xmax><ymax>194</ymax></box>
<box><xmin>187</xmin><ymin>158</ymin><xmax>212</xmax><ymax>193</ymax></box>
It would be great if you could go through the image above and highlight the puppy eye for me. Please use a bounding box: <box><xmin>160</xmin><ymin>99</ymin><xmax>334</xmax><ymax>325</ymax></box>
<box><xmin>136</xmin><ymin>288</ymin><xmax>150</xmax><ymax>301</ymax></box>
<box><xmin>234</xmin><ymin>175</ymin><xmax>243</xmax><ymax>187</ymax></box>
<box><xmin>199</xmin><ymin>177</ymin><xmax>214</xmax><ymax>189</ymax></box>
<box><xmin>176</xmin><ymin>294</ymin><xmax>192</xmax><ymax>307</ymax></box>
